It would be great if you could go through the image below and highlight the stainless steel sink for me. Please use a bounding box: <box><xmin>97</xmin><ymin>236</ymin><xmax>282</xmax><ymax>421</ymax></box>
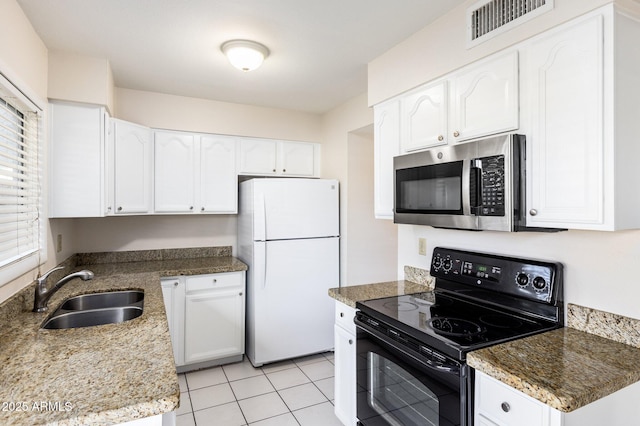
<box><xmin>41</xmin><ymin>290</ymin><xmax>145</xmax><ymax>330</ymax></box>
<box><xmin>59</xmin><ymin>290</ymin><xmax>144</xmax><ymax>310</ymax></box>
<box><xmin>42</xmin><ymin>306</ymin><xmax>143</xmax><ymax>330</ymax></box>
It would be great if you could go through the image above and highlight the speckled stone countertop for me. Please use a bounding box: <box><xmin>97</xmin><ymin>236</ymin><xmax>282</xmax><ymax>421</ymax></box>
<box><xmin>468</xmin><ymin>304</ymin><xmax>640</xmax><ymax>413</ymax></box>
<box><xmin>0</xmin><ymin>247</ymin><xmax>247</xmax><ymax>426</ymax></box>
<box><xmin>328</xmin><ymin>266</ymin><xmax>434</xmax><ymax>307</ymax></box>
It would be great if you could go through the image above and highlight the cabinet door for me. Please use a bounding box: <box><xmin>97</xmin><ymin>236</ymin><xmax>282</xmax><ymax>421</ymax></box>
<box><xmin>279</xmin><ymin>141</ymin><xmax>316</xmax><ymax>176</ymax></box>
<box><xmin>524</xmin><ymin>16</ymin><xmax>604</xmax><ymax>228</ymax></box>
<box><xmin>400</xmin><ymin>81</ymin><xmax>448</xmax><ymax>152</ymax></box>
<box><xmin>450</xmin><ymin>51</ymin><xmax>519</xmax><ymax>142</ymax></box>
<box><xmin>161</xmin><ymin>277</ymin><xmax>185</xmax><ymax>367</ymax></box>
<box><xmin>154</xmin><ymin>131</ymin><xmax>196</xmax><ymax>213</ymax></box>
<box><xmin>184</xmin><ymin>287</ymin><xmax>245</xmax><ymax>364</ymax></box>
<box><xmin>374</xmin><ymin>100</ymin><xmax>400</xmax><ymax>219</ymax></box>
<box><xmin>49</xmin><ymin>102</ymin><xmax>106</xmax><ymax>218</ymax></box>
<box><xmin>334</xmin><ymin>325</ymin><xmax>357</xmax><ymax>426</ymax></box>
<box><xmin>113</xmin><ymin>120</ymin><xmax>152</xmax><ymax>214</ymax></box>
<box><xmin>200</xmin><ymin>135</ymin><xmax>237</xmax><ymax>213</ymax></box>
<box><xmin>238</xmin><ymin>138</ymin><xmax>278</xmax><ymax>175</ymax></box>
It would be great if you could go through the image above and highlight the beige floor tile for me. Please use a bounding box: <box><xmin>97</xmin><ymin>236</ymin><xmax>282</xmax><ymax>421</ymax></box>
<box><xmin>266</xmin><ymin>367</ymin><xmax>310</xmax><ymax>390</ymax></box>
<box><xmin>278</xmin><ymin>383</ymin><xmax>328</xmax><ymax>411</ymax></box>
<box><xmin>194</xmin><ymin>401</ymin><xmax>246</xmax><ymax>426</ymax></box>
<box><xmin>299</xmin><ymin>360</ymin><xmax>334</xmax><ymax>381</ymax></box>
<box><xmin>237</xmin><ymin>392</ymin><xmax>289</xmax><ymax>424</ymax></box>
<box><xmin>190</xmin><ymin>382</ymin><xmax>236</xmax><ymax>411</ymax></box>
<box><xmin>223</xmin><ymin>359</ymin><xmax>265</xmax><ymax>381</ymax></box>
<box><xmin>293</xmin><ymin>401</ymin><xmax>343</xmax><ymax>426</ymax></box>
<box><xmin>230</xmin><ymin>375</ymin><xmax>276</xmax><ymax>400</ymax></box>
<box><xmin>186</xmin><ymin>366</ymin><xmax>227</xmax><ymax>390</ymax></box>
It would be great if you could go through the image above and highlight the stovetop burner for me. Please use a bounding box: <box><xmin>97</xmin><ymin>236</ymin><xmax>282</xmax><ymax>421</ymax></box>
<box><xmin>428</xmin><ymin>317</ymin><xmax>484</xmax><ymax>337</ymax></box>
<box><xmin>382</xmin><ymin>300</ymin><xmax>419</xmax><ymax>312</ymax></box>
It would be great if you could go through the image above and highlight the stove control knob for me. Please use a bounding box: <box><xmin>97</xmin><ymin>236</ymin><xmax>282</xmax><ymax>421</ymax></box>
<box><xmin>533</xmin><ymin>276</ymin><xmax>547</xmax><ymax>291</ymax></box>
<box><xmin>443</xmin><ymin>258</ymin><xmax>453</xmax><ymax>272</ymax></box>
<box><xmin>432</xmin><ymin>257</ymin><xmax>442</xmax><ymax>270</ymax></box>
<box><xmin>516</xmin><ymin>273</ymin><xmax>529</xmax><ymax>288</ymax></box>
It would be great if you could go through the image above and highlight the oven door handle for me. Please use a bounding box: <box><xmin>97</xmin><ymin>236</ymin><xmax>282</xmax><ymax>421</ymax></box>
<box><xmin>355</xmin><ymin>320</ymin><xmax>462</xmax><ymax>377</ymax></box>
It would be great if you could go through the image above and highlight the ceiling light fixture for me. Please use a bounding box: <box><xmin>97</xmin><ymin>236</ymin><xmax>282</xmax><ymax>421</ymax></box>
<box><xmin>221</xmin><ymin>40</ymin><xmax>270</xmax><ymax>72</ymax></box>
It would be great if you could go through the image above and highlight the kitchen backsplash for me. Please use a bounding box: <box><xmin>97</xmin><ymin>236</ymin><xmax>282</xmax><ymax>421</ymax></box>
<box><xmin>568</xmin><ymin>304</ymin><xmax>640</xmax><ymax>349</ymax></box>
<box><xmin>404</xmin><ymin>265</ymin><xmax>435</xmax><ymax>289</ymax></box>
<box><xmin>76</xmin><ymin>246</ymin><xmax>232</xmax><ymax>265</ymax></box>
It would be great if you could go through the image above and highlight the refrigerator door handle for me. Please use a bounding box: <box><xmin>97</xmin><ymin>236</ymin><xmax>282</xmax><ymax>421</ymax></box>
<box><xmin>255</xmin><ymin>192</ymin><xmax>267</xmax><ymax>241</ymax></box>
<box><xmin>255</xmin><ymin>242</ymin><xmax>267</xmax><ymax>290</ymax></box>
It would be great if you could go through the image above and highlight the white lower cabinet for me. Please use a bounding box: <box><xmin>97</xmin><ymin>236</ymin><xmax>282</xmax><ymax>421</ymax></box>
<box><xmin>333</xmin><ymin>301</ymin><xmax>357</xmax><ymax>426</ymax></box>
<box><xmin>475</xmin><ymin>370</ymin><xmax>640</xmax><ymax>426</ymax></box>
<box><xmin>161</xmin><ymin>271</ymin><xmax>245</xmax><ymax>370</ymax></box>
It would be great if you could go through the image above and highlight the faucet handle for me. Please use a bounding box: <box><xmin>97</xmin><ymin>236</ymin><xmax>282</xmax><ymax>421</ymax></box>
<box><xmin>37</xmin><ymin>266</ymin><xmax>64</xmax><ymax>285</ymax></box>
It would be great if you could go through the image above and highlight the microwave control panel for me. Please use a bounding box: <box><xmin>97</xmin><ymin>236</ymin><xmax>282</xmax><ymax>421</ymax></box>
<box><xmin>478</xmin><ymin>155</ymin><xmax>505</xmax><ymax>216</ymax></box>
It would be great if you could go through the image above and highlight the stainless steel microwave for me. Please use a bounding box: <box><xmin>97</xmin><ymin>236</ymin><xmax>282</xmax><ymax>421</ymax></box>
<box><xmin>393</xmin><ymin>133</ymin><xmax>532</xmax><ymax>231</ymax></box>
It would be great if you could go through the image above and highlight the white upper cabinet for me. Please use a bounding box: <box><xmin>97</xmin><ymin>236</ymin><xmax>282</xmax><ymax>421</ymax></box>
<box><xmin>374</xmin><ymin>99</ymin><xmax>400</xmax><ymax>219</ymax></box>
<box><xmin>154</xmin><ymin>130</ymin><xmax>237</xmax><ymax>214</ymax></box>
<box><xmin>238</xmin><ymin>138</ymin><xmax>320</xmax><ymax>177</ymax></box>
<box><xmin>400</xmin><ymin>81</ymin><xmax>448</xmax><ymax>152</ymax></box>
<box><xmin>200</xmin><ymin>135</ymin><xmax>238</xmax><ymax>213</ymax></box>
<box><xmin>111</xmin><ymin>119</ymin><xmax>153</xmax><ymax>215</ymax></box>
<box><xmin>450</xmin><ymin>51</ymin><xmax>519</xmax><ymax>143</ymax></box>
<box><xmin>522</xmin><ymin>5</ymin><xmax>640</xmax><ymax>230</ymax></box>
<box><xmin>49</xmin><ymin>102</ymin><xmax>107</xmax><ymax>218</ymax></box>
<box><xmin>154</xmin><ymin>131</ymin><xmax>196</xmax><ymax>213</ymax></box>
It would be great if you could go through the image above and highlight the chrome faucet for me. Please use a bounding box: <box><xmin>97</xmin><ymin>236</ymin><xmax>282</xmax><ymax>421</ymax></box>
<box><xmin>33</xmin><ymin>266</ymin><xmax>95</xmax><ymax>312</ymax></box>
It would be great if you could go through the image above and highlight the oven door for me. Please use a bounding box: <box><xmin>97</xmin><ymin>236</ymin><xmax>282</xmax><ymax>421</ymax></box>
<box><xmin>355</xmin><ymin>317</ymin><xmax>471</xmax><ymax>426</ymax></box>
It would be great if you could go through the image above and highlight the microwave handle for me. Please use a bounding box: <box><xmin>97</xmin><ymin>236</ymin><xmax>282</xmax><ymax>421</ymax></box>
<box><xmin>470</xmin><ymin>159</ymin><xmax>482</xmax><ymax>215</ymax></box>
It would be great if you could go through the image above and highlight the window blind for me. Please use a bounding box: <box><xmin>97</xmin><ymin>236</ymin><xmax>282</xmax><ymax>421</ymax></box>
<box><xmin>0</xmin><ymin>81</ymin><xmax>41</xmax><ymax>273</ymax></box>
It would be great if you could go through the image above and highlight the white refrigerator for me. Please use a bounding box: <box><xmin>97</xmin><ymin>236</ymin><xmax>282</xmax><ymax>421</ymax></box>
<box><xmin>238</xmin><ymin>178</ymin><xmax>339</xmax><ymax>367</ymax></box>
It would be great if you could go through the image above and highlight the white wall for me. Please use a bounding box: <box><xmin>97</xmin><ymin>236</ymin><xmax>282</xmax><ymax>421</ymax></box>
<box><xmin>346</xmin><ymin>128</ymin><xmax>397</xmax><ymax>285</ymax></box>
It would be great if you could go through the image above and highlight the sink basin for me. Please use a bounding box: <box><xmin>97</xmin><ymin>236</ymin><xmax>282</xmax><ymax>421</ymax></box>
<box><xmin>41</xmin><ymin>290</ymin><xmax>145</xmax><ymax>330</ymax></box>
<box><xmin>41</xmin><ymin>306</ymin><xmax>143</xmax><ymax>330</ymax></box>
<box><xmin>59</xmin><ymin>290</ymin><xmax>144</xmax><ymax>310</ymax></box>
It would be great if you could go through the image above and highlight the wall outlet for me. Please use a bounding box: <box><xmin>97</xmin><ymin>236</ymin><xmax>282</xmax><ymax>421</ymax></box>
<box><xmin>56</xmin><ymin>234</ymin><xmax>62</xmax><ymax>253</ymax></box>
<box><xmin>418</xmin><ymin>237</ymin><xmax>427</xmax><ymax>256</ymax></box>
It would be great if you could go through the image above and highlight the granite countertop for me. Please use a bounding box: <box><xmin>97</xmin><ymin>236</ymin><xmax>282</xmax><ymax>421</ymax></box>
<box><xmin>468</xmin><ymin>319</ymin><xmax>640</xmax><ymax>413</ymax></box>
<box><xmin>0</xmin><ymin>247</ymin><xmax>247</xmax><ymax>426</ymax></box>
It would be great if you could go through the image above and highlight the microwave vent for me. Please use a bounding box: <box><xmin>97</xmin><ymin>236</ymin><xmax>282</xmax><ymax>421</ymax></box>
<box><xmin>467</xmin><ymin>0</ymin><xmax>553</xmax><ymax>47</ymax></box>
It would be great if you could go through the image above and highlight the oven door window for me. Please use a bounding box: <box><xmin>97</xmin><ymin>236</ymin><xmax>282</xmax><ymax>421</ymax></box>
<box><xmin>395</xmin><ymin>161</ymin><xmax>463</xmax><ymax>215</ymax></box>
<box><xmin>357</xmin><ymin>332</ymin><xmax>464</xmax><ymax>426</ymax></box>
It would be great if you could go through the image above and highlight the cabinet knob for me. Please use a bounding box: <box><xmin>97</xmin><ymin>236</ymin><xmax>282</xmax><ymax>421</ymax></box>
<box><xmin>239</xmin><ymin>292</ymin><xmax>243</xmax><ymax>296</ymax></box>
<box><xmin>189</xmin><ymin>206</ymin><xmax>194</xmax><ymax>210</ymax></box>
<box><xmin>174</xmin><ymin>282</ymin><xmax>178</xmax><ymax>287</ymax></box>
<box><xmin>348</xmin><ymin>339</ymin><xmax>353</xmax><ymax>345</ymax></box>
<box><xmin>501</xmin><ymin>402</ymin><xmax>511</xmax><ymax>413</ymax></box>
<box><xmin>438</xmin><ymin>135</ymin><xmax>444</xmax><ymax>141</ymax></box>
<box><xmin>212</xmin><ymin>278</ymin><xmax>217</xmax><ymax>284</ymax></box>
<box><xmin>117</xmin><ymin>206</ymin><xmax>123</xmax><ymax>212</ymax></box>
<box><xmin>107</xmin><ymin>206</ymin><xmax>112</xmax><ymax>212</ymax></box>
<box><xmin>201</xmin><ymin>207</ymin><xmax>205</xmax><ymax>212</ymax></box>
<box><xmin>340</xmin><ymin>312</ymin><xmax>344</xmax><ymax>317</ymax></box>
<box><xmin>272</xmin><ymin>169</ymin><xmax>276</xmax><ymax>172</ymax></box>
<box><xmin>453</xmin><ymin>131</ymin><xmax>460</xmax><ymax>137</ymax></box>
<box><xmin>529</xmin><ymin>209</ymin><xmax>538</xmax><ymax>216</ymax></box>
<box><xmin>282</xmin><ymin>169</ymin><xmax>286</xmax><ymax>173</ymax></box>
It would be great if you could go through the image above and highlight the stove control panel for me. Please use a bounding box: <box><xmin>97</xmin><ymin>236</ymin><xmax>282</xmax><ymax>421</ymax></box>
<box><xmin>430</xmin><ymin>247</ymin><xmax>562</xmax><ymax>304</ymax></box>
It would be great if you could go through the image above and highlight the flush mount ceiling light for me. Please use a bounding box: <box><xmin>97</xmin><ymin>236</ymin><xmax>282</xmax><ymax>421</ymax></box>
<box><xmin>221</xmin><ymin>40</ymin><xmax>270</xmax><ymax>72</ymax></box>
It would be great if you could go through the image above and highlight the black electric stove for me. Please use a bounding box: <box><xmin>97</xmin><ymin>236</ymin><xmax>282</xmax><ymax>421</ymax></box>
<box><xmin>354</xmin><ymin>247</ymin><xmax>564</xmax><ymax>426</ymax></box>
<box><xmin>357</xmin><ymin>247</ymin><xmax>564</xmax><ymax>361</ymax></box>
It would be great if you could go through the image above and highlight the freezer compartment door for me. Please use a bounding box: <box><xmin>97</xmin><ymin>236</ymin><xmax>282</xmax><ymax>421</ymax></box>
<box><xmin>253</xmin><ymin>179</ymin><xmax>339</xmax><ymax>240</ymax></box>
<box><xmin>247</xmin><ymin>237</ymin><xmax>338</xmax><ymax>366</ymax></box>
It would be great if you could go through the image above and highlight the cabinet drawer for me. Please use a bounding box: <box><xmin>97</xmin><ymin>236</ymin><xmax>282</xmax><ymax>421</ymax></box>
<box><xmin>335</xmin><ymin>301</ymin><xmax>357</xmax><ymax>334</ymax></box>
<box><xmin>476</xmin><ymin>373</ymin><xmax>546</xmax><ymax>426</ymax></box>
<box><xmin>185</xmin><ymin>272</ymin><xmax>244</xmax><ymax>293</ymax></box>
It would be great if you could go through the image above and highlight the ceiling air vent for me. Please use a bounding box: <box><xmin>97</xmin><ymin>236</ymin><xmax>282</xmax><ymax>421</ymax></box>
<box><xmin>467</xmin><ymin>0</ymin><xmax>554</xmax><ymax>48</ymax></box>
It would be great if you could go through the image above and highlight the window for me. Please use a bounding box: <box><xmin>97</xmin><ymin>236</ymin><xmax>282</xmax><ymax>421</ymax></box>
<box><xmin>0</xmin><ymin>74</ymin><xmax>43</xmax><ymax>286</ymax></box>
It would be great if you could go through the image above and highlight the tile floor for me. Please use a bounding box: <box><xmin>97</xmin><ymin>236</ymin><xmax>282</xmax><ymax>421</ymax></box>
<box><xmin>176</xmin><ymin>352</ymin><xmax>344</xmax><ymax>426</ymax></box>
